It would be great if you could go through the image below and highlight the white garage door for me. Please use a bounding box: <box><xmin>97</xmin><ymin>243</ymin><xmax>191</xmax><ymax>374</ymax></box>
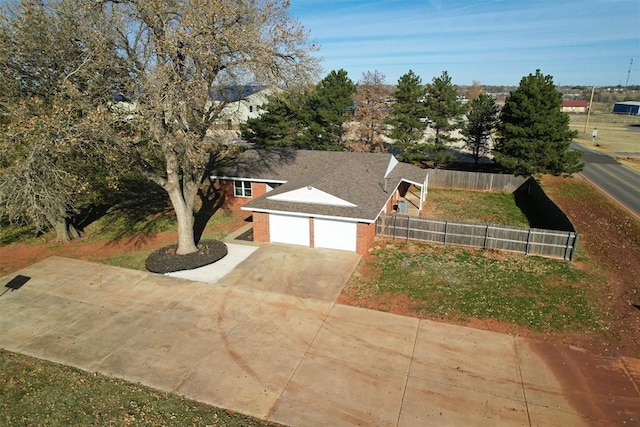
<box><xmin>269</xmin><ymin>213</ymin><xmax>310</xmax><ymax>246</ymax></box>
<box><xmin>314</xmin><ymin>218</ymin><xmax>357</xmax><ymax>252</ymax></box>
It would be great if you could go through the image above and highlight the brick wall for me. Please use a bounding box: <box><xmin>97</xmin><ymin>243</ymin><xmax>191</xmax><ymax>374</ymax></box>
<box><xmin>356</xmin><ymin>221</ymin><xmax>377</xmax><ymax>255</ymax></box>
<box><xmin>253</xmin><ymin>212</ymin><xmax>270</xmax><ymax>242</ymax></box>
<box><xmin>253</xmin><ymin>182</ymin><xmax>268</xmax><ymax>199</ymax></box>
<box><xmin>218</xmin><ymin>180</ymin><xmax>267</xmax><ymax>209</ymax></box>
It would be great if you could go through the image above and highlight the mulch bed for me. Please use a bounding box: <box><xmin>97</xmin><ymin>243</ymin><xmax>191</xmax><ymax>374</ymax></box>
<box><xmin>145</xmin><ymin>240</ymin><xmax>228</xmax><ymax>274</ymax></box>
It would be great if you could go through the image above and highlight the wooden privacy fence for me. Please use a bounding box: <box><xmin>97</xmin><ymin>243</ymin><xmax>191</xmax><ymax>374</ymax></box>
<box><xmin>427</xmin><ymin>169</ymin><xmax>529</xmax><ymax>192</ymax></box>
<box><xmin>377</xmin><ymin>214</ymin><xmax>578</xmax><ymax>261</ymax></box>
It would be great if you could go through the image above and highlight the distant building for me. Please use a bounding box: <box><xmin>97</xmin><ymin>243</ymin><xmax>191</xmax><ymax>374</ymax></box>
<box><xmin>561</xmin><ymin>100</ymin><xmax>589</xmax><ymax>113</ymax></box>
<box><xmin>210</xmin><ymin>86</ymin><xmax>275</xmax><ymax>130</ymax></box>
<box><xmin>612</xmin><ymin>101</ymin><xmax>640</xmax><ymax>115</ymax></box>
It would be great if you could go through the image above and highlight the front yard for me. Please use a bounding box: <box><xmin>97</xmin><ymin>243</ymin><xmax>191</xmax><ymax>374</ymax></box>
<box><xmin>339</xmin><ymin>241</ymin><xmax>601</xmax><ymax>332</ymax></box>
<box><xmin>340</xmin><ymin>175</ymin><xmax>640</xmax><ymax>357</ymax></box>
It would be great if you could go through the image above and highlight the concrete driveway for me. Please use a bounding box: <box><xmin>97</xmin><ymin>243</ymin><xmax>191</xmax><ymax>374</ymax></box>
<box><xmin>216</xmin><ymin>244</ymin><xmax>361</xmax><ymax>301</ymax></box>
<box><xmin>0</xmin><ymin>256</ymin><xmax>630</xmax><ymax>426</ymax></box>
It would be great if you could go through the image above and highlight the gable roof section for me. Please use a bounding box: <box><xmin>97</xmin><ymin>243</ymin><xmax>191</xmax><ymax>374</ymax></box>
<box><xmin>215</xmin><ymin>149</ymin><xmax>428</xmax><ymax>222</ymax></box>
<box><xmin>268</xmin><ymin>186</ymin><xmax>357</xmax><ymax>207</ymax></box>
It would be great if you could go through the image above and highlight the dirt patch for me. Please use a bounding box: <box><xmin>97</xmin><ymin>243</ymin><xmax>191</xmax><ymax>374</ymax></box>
<box><xmin>541</xmin><ymin>174</ymin><xmax>640</xmax><ymax>358</ymax></box>
<box><xmin>526</xmin><ymin>338</ymin><xmax>640</xmax><ymax>425</ymax></box>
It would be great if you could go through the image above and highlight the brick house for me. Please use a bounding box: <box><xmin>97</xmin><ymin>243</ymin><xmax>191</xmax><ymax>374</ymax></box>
<box><xmin>212</xmin><ymin>149</ymin><xmax>429</xmax><ymax>255</ymax></box>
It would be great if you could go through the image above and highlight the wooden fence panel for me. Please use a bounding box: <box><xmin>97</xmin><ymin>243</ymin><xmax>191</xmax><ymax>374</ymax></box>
<box><xmin>427</xmin><ymin>169</ymin><xmax>528</xmax><ymax>192</ymax></box>
<box><xmin>377</xmin><ymin>215</ymin><xmax>577</xmax><ymax>260</ymax></box>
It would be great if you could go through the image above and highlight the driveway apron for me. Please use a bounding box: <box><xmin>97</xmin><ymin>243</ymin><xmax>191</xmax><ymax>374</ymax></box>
<box><xmin>0</xmin><ymin>256</ymin><xmax>629</xmax><ymax>426</ymax></box>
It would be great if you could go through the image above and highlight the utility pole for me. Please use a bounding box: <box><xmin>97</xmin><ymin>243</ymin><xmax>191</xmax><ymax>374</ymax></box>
<box><xmin>623</xmin><ymin>58</ymin><xmax>633</xmax><ymax>101</ymax></box>
<box><xmin>584</xmin><ymin>85</ymin><xmax>595</xmax><ymax>134</ymax></box>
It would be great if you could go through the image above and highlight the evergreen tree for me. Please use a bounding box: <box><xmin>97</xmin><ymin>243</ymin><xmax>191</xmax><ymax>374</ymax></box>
<box><xmin>423</xmin><ymin>71</ymin><xmax>465</xmax><ymax>167</ymax></box>
<box><xmin>386</xmin><ymin>70</ymin><xmax>428</xmax><ymax>162</ymax></box>
<box><xmin>300</xmin><ymin>69</ymin><xmax>356</xmax><ymax>150</ymax></box>
<box><xmin>241</xmin><ymin>91</ymin><xmax>306</xmax><ymax>148</ymax></box>
<box><xmin>463</xmin><ymin>93</ymin><xmax>499</xmax><ymax>168</ymax></box>
<box><xmin>495</xmin><ymin>70</ymin><xmax>582</xmax><ymax>175</ymax></box>
<box><xmin>241</xmin><ymin>70</ymin><xmax>356</xmax><ymax>150</ymax></box>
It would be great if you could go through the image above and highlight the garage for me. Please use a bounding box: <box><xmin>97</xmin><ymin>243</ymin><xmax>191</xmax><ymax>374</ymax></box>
<box><xmin>269</xmin><ymin>213</ymin><xmax>310</xmax><ymax>246</ymax></box>
<box><xmin>313</xmin><ymin>218</ymin><xmax>357</xmax><ymax>252</ymax></box>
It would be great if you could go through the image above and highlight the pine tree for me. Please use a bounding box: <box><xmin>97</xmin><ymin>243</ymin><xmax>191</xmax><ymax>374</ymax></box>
<box><xmin>386</xmin><ymin>70</ymin><xmax>428</xmax><ymax>162</ymax></box>
<box><xmin>241</xmin><ymin>92</ymin><xmax>306</xmax><ymax>148</ymax></box>
<box><xmin>463</xmin><ymin>93</ymin><xmax>499</xmax><ymax>168</ymax></box>
<box><xmin>423</xmin><ymin>71</ymin><xmax>465</xmax><ymax>167</ymax></box>
<box><xmin>301</xmin><ymin>69</ymin><xmax>356</xmax><ymax>150</ymax></box>
<box><xmin>242</xmin><ymin>70</ymin><xmax>356</xmax><ymax>151</ymax></box>
<box><xmin>495</xmin><ymin>70</ymin><xmax>582</xmax><ymax>175</ymax></box>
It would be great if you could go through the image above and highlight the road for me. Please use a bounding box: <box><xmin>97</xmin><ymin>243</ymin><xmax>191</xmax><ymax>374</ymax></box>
<box><xmin>571</xmin><ymin>142</ymin><xmax>640</xmax><ymax>218</ymax></box>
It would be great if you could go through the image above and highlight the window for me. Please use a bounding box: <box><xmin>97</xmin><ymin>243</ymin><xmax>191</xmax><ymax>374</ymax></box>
<box><xmin>234</xmin><ymin>180</ymin><xmax>252</xmax><ymax>197</ymax></box>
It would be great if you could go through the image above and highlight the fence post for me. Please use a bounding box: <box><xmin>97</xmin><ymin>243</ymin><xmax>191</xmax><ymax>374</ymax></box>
<box><xmin>525</xmin><ymin>229</ymin><xmax>532</xmax><ymax>255</ymax></box>
<box><xmin>406</xmin><ymin>216</ymin><xmax>410</xmax><ymax>241</ymax></box>
<box><xmin>393</xmin><ymin>214</ymin><xmax>397</xmax><ymax>241</ymax></box>
<box><xmin>564</xmin><ymin>232</ymin><xmax>574</xmax><ymax>261</ymax></box>
<box><xmin>484</xmin><ymin>225</ymin><xmax>489</xmax><ymax>249</ymax></box>
<box><xmin>444</xmin><ymin>220</ymin><xmax>448</xmax><ymax>245</ymax></box>
<box><xmin>571</xmin><ymin>234</ymin><xmax>579</xmax><ymax>261</ymax></box>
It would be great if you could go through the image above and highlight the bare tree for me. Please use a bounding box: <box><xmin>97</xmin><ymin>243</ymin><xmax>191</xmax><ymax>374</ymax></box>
<box><xmin>82</xmin><ymin>0</ymin><xmax>319</xmax><ymax>254</ymax></box>
<box><xmin>466</xmin><ymin>80</ymin><xmax>483</xmax><ymax>102</ymax></box>
<box><xmin>346</xmin><ymin>70</ymin><xmax>390</xmax><ymax>153</ymax></box>
<box><xmin>0</xmin><ymin>0</ymin><xmax>118</xmax><ymax>241</ymax></box>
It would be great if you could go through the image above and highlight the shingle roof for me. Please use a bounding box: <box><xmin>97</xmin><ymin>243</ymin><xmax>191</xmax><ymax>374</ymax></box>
<box><xmin>215</xmin><ymin>149</ymin><xmax>428</xmax><ymax>222</ymax></box>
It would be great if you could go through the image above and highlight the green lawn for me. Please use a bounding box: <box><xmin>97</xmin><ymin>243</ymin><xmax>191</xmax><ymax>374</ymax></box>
<box><xmin>423</xmin><ymin>189</ymin><xmax>531</xmax><ymax>228</ymax></box>
<box><xmin>347</xmin><ymin>241</ymin><xmax>602</xmax><ymax>332</ymax></box>
<box><xmin>0</xmin><ymin>350</ymin><xmax>279</xmax><ymax>427</ymax></box>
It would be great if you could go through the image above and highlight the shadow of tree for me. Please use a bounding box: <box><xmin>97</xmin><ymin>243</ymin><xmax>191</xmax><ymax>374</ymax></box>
<box><xmin>89</xmin><ymin>178</ymin><xmax>174</xmax><ymax>243</ymax></box>
<box><xmin>193</xmin><ymin>180</ymin><xmax>224</xmax><ymax>244</ymax></box>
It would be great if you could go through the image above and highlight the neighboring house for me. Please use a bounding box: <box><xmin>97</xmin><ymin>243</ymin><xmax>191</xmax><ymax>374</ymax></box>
<box><xmin>613</xmin><ymin>101</ymin><xmax>640</xmax><ymax>115</ymax></box>
<box><xmin>212</xmin><ymin>150</ymin><xmax>429</xmax><ymax>255</ymax></box>
<box><xmin>209</xmin><ymin>86</ymin><xmax>274</xmax><ymax>130</ymax></box>
<box><xmin>561</xmin><ymin>100</ymin><xmax>589</xmax><ymax>113</ymax></box>
<box><xmin>108</xmin><ymin>87</ymin><xmax>274</xmax><ymax>130</ymax></box>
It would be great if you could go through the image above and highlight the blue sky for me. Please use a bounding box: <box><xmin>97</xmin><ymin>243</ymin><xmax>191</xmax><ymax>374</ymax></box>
<box><xmin>288</xmin><ymin>0</ymin><xmax>640</xmax><ymax>86</ymax></box>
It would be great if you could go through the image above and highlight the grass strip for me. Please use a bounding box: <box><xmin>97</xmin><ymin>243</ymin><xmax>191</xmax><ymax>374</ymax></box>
<box><xmin>0</xmin><ymin>350</ymin><xmax>279</xmax><ymax>426</ymax></box>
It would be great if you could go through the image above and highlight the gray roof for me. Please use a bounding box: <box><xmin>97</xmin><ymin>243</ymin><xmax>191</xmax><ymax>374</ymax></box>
<box><xmin>216</xmin><ymin>149</ymin><xmax>428</xmax><ymax>222</ymax></box>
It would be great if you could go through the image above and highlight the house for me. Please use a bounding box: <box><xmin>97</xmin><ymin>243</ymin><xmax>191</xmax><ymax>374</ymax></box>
<box><xmin>213</xmin><ymin>150</ymin><xmax>429</xmax><ymax>255</ymax></box>
<box><xmin>613</xmin><ymin>101</ymin><xmax>640</xmax><ymax>116</ymax></box>
<box><xmin>561</xmin><ymin>100</ymin><xmax>589</xmax><ymax>113</ymax></box>
<box><xmin>209</xmin><ymin>86</ymin><xmax>274</xmax><ymax>130</ymax></box>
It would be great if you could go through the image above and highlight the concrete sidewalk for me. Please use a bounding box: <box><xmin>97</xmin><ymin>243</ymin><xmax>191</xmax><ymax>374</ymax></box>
<box><xmin>0</xmin><ymin>257</ymin><xmax>622</xmax><ymax>426</ymax></box>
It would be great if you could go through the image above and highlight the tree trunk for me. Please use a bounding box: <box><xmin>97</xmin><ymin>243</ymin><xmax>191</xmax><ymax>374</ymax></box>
<box><xmin>47</xmin><ymin>214</ymin><xmax>82</xmax><ymax>243</ymax></box>
<box><xmin>52</xmin><ymin>219</ymin><xmax>71</xmax><ymax>243</ymax></box>
<box><xmin>166</xmin><ymin>184</ymin><xmax>199</xmax><ymax>255</ymax></box>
